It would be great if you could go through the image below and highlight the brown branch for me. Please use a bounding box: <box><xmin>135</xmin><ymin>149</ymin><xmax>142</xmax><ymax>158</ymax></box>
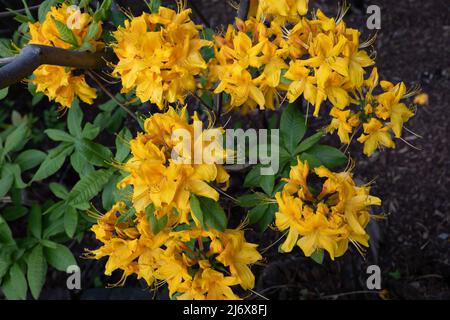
<box><xmin>0</xmin><ymin>44</ymin><xmax>114</xmax><ymax>89</ymax></box>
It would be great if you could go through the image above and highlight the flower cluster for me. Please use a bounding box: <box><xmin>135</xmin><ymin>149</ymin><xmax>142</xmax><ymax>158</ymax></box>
<box><xmin>117</xmin><ymin>106</ymin><xmax>229</xmax><ymax>223</ymax></box>
<box><xmin>207</xmin><ymin>2</ymin><xmax>424</xmax><ymax>156</ymax></box>
<box><xmin>209</xmin><ymin>20</ymin><xmax>288</xmax><ymax>112</ymax></box>
<box><xmin>250</xmin><ymin>0</ymin><xmax>309</xmax><ymax>24</ymax></box>
<box><xmin>28</xmin><ymin>4</ymin><xmax>103</xmax><ymax>108</ymax></box>
<box><xmin>88</xmin><ymin>204</ymin><xmax>262</xmax><ymax>300</ymax></box>
<box><xmin>275</xmin><ymin>159</ymin><xmax>381</xmax><ymax>260</ymax></box>
<box><xmin>112</xmin><ymin>5</ymin><xmax>210</xmax><ymax>109</ymax></box>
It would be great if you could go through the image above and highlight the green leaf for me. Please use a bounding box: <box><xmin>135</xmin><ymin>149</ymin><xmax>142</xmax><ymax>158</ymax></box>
<box><xmin>4</xmin><ymin>122</ymin><xmax>28</xmax><ymax>154</ymax></box>
<box><xmin>2</xmin><ymin>263</ymin><xmax>27</xmax><ymax>300</ymax></box>
<box><xmin>0</xmin><ymin>173</ymin><xmax>13</xmax><ymax>198</ymax></box>
<box><xmin>39</xmin><ymin>239</ymin><xmax>57</xmax><ymax>249</ymax></box>
<box><xmin>115</xmin><ymin>128</ymin><xmax>131</xmax><ymax>162</ymax></box>
<box><xmin>77</xmin><ymin>139</ymin><xmax>112</xmax><ymax>167</ymax></box>
<box><xmin>28</xmin><ymin>203</ymin><xmax>42</xmax><ymax>239</ymax></box>
<box><xmin>52</xmin><ymin>17</ymin><xmax>79</xmax><ymax>48</ymax></box>
<box><xmin>243</xmin><ymin>165</ymin><xmax>262</xmax><ymax>188</ymax></box>
<box><xmin>280</xmin><ymin>103</ymin><xmax>306</xmax><ymax>154</ymax></box>
<box><xmin>307</xmin><ymin>145</ymin><xmax>347</xmax><ymax>169</ymax></box>
<box><xmin>70</xmin><ymin>151</ymin><xmax>93</xmax><ymax>177</ymax></box>
<box><xmin>44</xmin><ymin>244</ymin><xmax>77</xmax><ymax>272</ymax></box>
<box><xmin>259</xmin><ymin>174</ymin><xmax>275</xmax><ymax>195</ymax></box>
<box><xmin>81</xmin><ymin>123</ymin><xmax>100</xmax><ymax>140</ymax></box>
<box><xmin>32</xmin><ymin>143</ymin><xmax>73</xmax><ymax>182</ymax></box>
<box><xmin>0</xmin><ymin>216</ymin><xmax>14</xmax><ymax>244</ymax></box>
<box><xmin>64</xmin><ymin>206</ymin><xmax>78</xmax><ymax>238</ymax></box>
<box><xmin>1</xmin><ymin>163</ymin><xmax>26</xmax><ymax>189</ymax></box>
<box><xmin>45</xmin><ymin>129</ymin><xmax>75</xmax><ymax>142</ymax></box>
<box><xmin>197</xmin><ymin>197</ymin><xmax>227</xmax><ymax>232</ymax></box>
<box><xmin>38</xmin><ymin>0</ymin><xmax>58</xmax><ymax>22</ymax></box>
<box><xmin>310</xmin><ymin>249</ymin><xmax>324</xmax><ymax>264</ymax></box>
<box><xmin>27</xmin><ymin>245</ymin><xmax>47</xmax><ymax>299</ymax></box>
<box><xmin>83</xmin><ymin>22</ymin><xmax>99</xmax><ymax>44</ymax></box>
<box><xmin>67</xmin><ymin>101</ymin><xmax>83</xmax><ymax>137</ymax></box>
<box><xmin>189</xmin><ymin>195</ymin><xmax>204</xmax><ymax>228</ymax></box>
<box><xmin>66</xmin><ymin>169</ymin><xmax>113</xmax><ymax>206</ymax></box>
<box><xmin>248</xmin><ymin>205</ymin><xmax>268</xmax><ymax>225</ymax></box>
<box><xmin>237</xmin><ymin>192</ymin><xmax>268</xmax><ymax>208</ymax></box>
<box><xmin>2</xmin><ymin>205</ymin><xmax>28</xmax><ymax>221</ymax></box>
<box><xmin>145</xmin><ymin>204</ymin><xmax>168</xmax><ymax>235</ymax></box>
<box><xmin>0</xmin><ymin>39</ymin><xmax>14</xmax><ymax>58</ymax></box>
<box><xmin>299</xmin><ymin>152</ymin><xmax>323</xmax><ymax>169</ymax></box>
<box><xmin>0</xmin><ymin>87</ymin><xmax>8</xmax><ymax>100</ymax></box>
<box><xmin>26</xmin><ymin>207</ymin><xmax>42</xmax><ymax>240</ymax></box>
<box><xmin>116</xmin><ymin>207</ymin><xmax>136</xmax><ymax>225</ymax></box>
<box><xmin>258</xmin><ymin>203</ymin><xmax>276</xmax><ymax>232</ymax></box>
<box><xmin>295</xmin><ymin>131</ymin><xmax>324</xmax><ymax>154</ymax></box>
<box><xmin>49</xmin><ymin>182</ymin><xmax>68</xmax><ymax>199</ymax></box>
<box><xmin>15</xmin><ymin>149</ymin><xmax>46</xmax><ymax>171</ymax></box>
<box><xmin>102</xmin><ymin>175</ymin><xmax>118</xmax><ymax>210</ymax></box>
<box><xmin>93</xmin><ymin>0</ymin><xmax>112</xmax><ymax>21</ymax></box>
<box><xmin>145</xmin><ymin>0</ymin><xmax>161</xmax><ymax>13</ymax></box>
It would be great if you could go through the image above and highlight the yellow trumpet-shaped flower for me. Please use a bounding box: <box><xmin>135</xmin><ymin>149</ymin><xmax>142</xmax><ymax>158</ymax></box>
<box><xmin>357</xmin><ymin>118</ymin><xmax>395</xmax><ymax>156</ymax></box>
<box><xmin>275</xmin><ymin>160</ymin><xmax>381</xmax><ymax>260</ymax></box>
<box><xmin>112</xmin><ymin>7</ymin><xmax>210</xmax><ymax>108</ymax></box>
<box><xmin>27</xmin><ymin>4</ymin><xmax>102</xmax><ymax>109</ymax></box>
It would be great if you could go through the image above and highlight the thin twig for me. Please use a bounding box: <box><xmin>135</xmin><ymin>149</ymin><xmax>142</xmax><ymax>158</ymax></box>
<box><xmin>86</xmin><ymin>70</ymin><xmax>138</xmax><ymax>122</ymax></box>
<box><xmin>0</xmin><ymin>4</ymin><xmax>40</xmax><ymax>19</ymax></box>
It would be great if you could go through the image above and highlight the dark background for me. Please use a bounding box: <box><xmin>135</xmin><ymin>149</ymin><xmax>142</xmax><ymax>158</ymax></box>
<box><xmin>0</xmin><ymin>0</ymin><xmax>449</xmax><ymax>299</ymax></box>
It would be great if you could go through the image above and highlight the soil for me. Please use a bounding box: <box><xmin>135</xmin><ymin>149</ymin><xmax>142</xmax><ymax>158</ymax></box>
<box><xmin>1</xmin><ymin>0</ymin><xmax>449</xmax><ymax>300</ymax></box>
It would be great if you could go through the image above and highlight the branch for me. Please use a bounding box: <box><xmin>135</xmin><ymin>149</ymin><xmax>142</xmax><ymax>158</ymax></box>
<box><xmin>0</xmin><ymin>5</ymin><xmax>40</xmax><ymax>19</ymax></box>
<box><xmin>0</xmin><ymin>44</ymin><xmax>114</xmax><ymax>89</ymax></box>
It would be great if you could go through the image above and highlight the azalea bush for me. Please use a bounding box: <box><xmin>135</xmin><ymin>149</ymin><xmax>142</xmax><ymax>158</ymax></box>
<box><xmin>0</xmin><ymin>0</ymin><xmax>427</xmax><ymax>300</ymax></box>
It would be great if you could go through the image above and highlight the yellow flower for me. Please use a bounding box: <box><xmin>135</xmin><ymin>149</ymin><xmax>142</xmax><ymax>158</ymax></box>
<box><xmin>214</xmin><ymin>63</ymin><xmax>265</xmax><ymax>110</ymax></box>
<box><xmin>275</xmin><ymin>160</ymin><xmax>381</xmax><ymax>259</ymax></box>
<box><xmin>326</xmin><ymin>107</ymin><xmax>355</xmax><ymax>144</ymax></box>
<box><xmin>27</xmin><ymin>4</ymin><xmax>102</xmax><ymax>109</ymax></box>
<box><xmin>112</xmin><ymin>7</ymin><xmax>210</xmax><ymax>108</ymax></box>
<box><xmin>213</xmin><ymin>229</ymin><xmax>262</xmax><ymax>290</ymax></box>
<box><xmin>357</xmin><ymin>118</ymin><xmax>395</xmax><ymax>156</ymax></box>
<box><xmin>118</xmin><ymin>107</ymin><xmax>230</xmax><ymax>224</ymax></box>
<box><xmin>254</xmin><ymin>0</ymin><xmax>309</xmax><ymax>24</ymax></box>
<box><xmin>177</xmin><ymin>268</ymin><xmax>240</xmax><ymax>300</ymax></box>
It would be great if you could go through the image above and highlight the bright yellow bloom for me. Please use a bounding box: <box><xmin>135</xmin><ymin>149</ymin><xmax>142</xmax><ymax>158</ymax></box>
<box><xmin>118</xmin><ymin>107</ymin><xmax>230</xmax><ymax>224</ymax></box>
<box><xmin>357</xmin><ymin>118</ymin><xmax>395</xmax><ymax>156</ymax></box>
<box><xmin>27</xmin><ymin>4</ymin><xmax>102</xmax><ymax>109</ymax></box>
<box><xmin>253</xmin><ymin>0</ymin><xmax>309</xmax><ymax>24</ymax></box>
<box><xmin>112</xmin><ymin>6</ymin><xmax>210</xmax><ymax>108</ymax></box>
<box><xmin>275</xmin><ymin>159</ymin><xmax>381</xmax><ymax>259</ymax></box>
<box><xmin>213</xmin><ymin>229</ymin><xmax>262</xmax><ymax>290</ymax></box>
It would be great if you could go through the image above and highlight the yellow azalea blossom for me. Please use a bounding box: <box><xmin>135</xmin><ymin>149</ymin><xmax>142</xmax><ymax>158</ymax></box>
<box><xmin>357</xmin><ymin>118</ymin><xmax>395</xmax><ymax>156</ymax></box>
<box><xmin>254</xmin><ymin>0</ymin><xmax>309</xmax><ymax>24</ymax></box>
<box><xmin>275</xmin><ymin>160</ymin><xmax>381</xmax><ymax>259</ymax></box>
<box><xmin>177</xmin><ymin>268</ymin><xmax>240</xmax><ymax>300</ymax></box>
<box><xmin>112</xmin><ymin>7</ymin><xmax>210</xmax><ymax>108</ymax></box>
<box><xmin>27</xmin><ymin>4</ymin><xmax>102</xmax><ymax>108</ymax></box>
<box><xmin>118</xmin><ymin>107</ymin><xmax>230</xmax><ymax>224</ymax></box>
<box><xmin>213</xmin><ymin>229</ymin><xmax>262</xmax><ymax>290</ymax></box>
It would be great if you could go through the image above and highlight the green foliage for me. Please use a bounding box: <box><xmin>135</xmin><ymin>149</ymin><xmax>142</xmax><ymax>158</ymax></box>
<box><xmin>189</xmin><ymin>195</ymin><xmax>228</xmax><ymax>232</ymax></box>
<box><xmin>239</xmin><ymin>104</ymin><xmax>348</xmax><ymax>239</ymax></box>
